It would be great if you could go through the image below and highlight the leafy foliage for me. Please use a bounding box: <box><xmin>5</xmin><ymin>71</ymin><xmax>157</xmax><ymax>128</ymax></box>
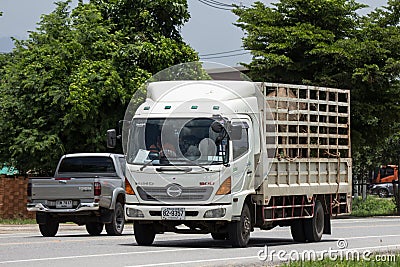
<box><xmin>351</xmin><ymin>196</ymin><xmax>396</xmax><ymax>217</ymax></box>
<box><xmin>0</xmin><ymin>0</ymin><xmax>197</xmax><ymax>172</ymax></box>
<box><xmin>234</xmin><ymin>0</ymin><xmax>400</xmax><ymax>180</ymax></box>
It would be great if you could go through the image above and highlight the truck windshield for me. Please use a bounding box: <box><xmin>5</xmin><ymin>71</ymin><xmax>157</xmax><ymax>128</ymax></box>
<box><xmin>127</xmin><ymin>118</ymin><xmax>229</xmax><ymax>166</ymax></box>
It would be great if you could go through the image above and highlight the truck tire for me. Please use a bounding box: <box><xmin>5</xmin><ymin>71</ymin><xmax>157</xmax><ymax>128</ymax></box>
<box><xmin>304</xmin><ymin>201</ymin><xmax>324</xmax><ymax>242</ymax></box>
<box><xmin>105</xmin><ymin>202</ymin><xmax>125</xmax><ymax>236</ymax></box>
<box><xmin>228</xmin><ymin>204</ymin><xmax>251</xmax><ymax>248</ymax></box>
<box><xmin>290</xmin><ymin>219</ymin><xmax>306</xmax><ymax>242</ymax></box>
<box><xmin>39</xmin><ymin>217</ymin><xmax>59</xmax><ymax>237</ymax></box>
<box><xmin>211</xmin><ymin>233</ymin><xmax>228</xmax><ymax>240</ymax></box>
<box><xmin>134</xmin><ymin>222</ymin><xmax>155</xmax><ymax>246</ymax></box>
<box><xmin>86</xmin><ymin>222</ymin><xmax>104</xmax><ymax>236</ymax></box>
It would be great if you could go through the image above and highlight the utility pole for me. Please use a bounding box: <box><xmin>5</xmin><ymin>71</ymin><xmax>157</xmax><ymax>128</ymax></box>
<box><xmin>393</xmin><ymin>155</ymin><xmax>400</xmax><ymax>215</ymax></box>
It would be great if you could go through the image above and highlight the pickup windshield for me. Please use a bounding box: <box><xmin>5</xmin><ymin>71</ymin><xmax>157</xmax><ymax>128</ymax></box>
<box><xmin>127</xmin><ymin>118</ymin><xmax>229</xmax><ymax>166</ymax></box>
<box><xmin>58</xmin><ymin>157</ymin><xmax>116</xmax><ymax>173</ymax></box>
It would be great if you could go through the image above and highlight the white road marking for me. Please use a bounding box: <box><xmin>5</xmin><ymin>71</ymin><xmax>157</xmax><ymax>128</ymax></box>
<box><xmin>337</xmin><ymin>234</ymin><xmax>400</xmax><ymax>240</ymax></box>
<box><xmin>332</xmin><ymin>218</ymin><xmax>400</xmax><ymax>224</ymax></box>
<box><xmin>125</xmin><ymin>256</ymin><xmax>259</xmax><ymax>267</ymax></box>
<box><xmin>125</xmin><ymin>244</ymin><xmax>400</xmax><ymax>267</ymax></box>
<box><xmin>0</xmin><ymin>248</ymin><xmax>209</xmax><ymax>264</ymax></box>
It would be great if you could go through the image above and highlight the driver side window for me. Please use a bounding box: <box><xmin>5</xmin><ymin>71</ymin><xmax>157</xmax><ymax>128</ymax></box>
<box><xmin>233</xmin><ymin>128</ymin><xmax>249</xmax><ymax>160</ymax></box>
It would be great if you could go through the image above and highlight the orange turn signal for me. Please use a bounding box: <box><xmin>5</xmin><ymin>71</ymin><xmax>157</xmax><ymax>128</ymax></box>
<box><xmin>125</xmin><ymin>178</ymin><xmax>135</xmax><ymax>195</ymax></box>
<box><xmin>216</xmin><ymin>177</ymin><xmax>231</xmax><ymax>195</ymax></box>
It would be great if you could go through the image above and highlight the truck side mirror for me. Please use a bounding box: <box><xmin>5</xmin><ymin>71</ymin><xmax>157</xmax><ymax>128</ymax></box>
<box><xmin>107</xmin><ymin>129</ymin><xmax>117</xmax><ymax>148</ymax></box>
<box><xmin>230</xmin><ymin>125</ymin><xmax>242</xmax><ymax>140</ymax></box>
<box><xmin>211</xmin><ymin>121</ymin><xmax>223</xmax><ymax>133</ymax></box>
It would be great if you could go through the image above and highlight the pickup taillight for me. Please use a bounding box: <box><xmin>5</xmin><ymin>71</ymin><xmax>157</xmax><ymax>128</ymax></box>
<box><xmin>27</xmin><ymin>182</ymin><xmax>32</xmax><ymax>197</ymax></box>
<box><xmin>94</xmin><ymin>182</ymin><xmax>101</xmax><ymax>196</ymax></box>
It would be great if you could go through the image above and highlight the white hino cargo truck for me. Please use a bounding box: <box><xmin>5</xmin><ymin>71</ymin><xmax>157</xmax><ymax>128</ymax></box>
<box><xmin>108</xmin><ymin>79</ymin><xmax>351</xmax><ymax>247</ymax></box>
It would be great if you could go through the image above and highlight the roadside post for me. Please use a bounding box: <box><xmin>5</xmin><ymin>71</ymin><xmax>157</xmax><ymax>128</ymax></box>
<box><xmin>393</xmin><ymin>180</ymin><xmax>400</xmax><ymax>215</ymax></box>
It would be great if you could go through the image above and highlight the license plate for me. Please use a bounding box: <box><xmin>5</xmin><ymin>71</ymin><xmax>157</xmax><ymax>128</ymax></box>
<box><xmin>161</xmin><ymin>208</ymin><xmax>185</xmax><ymax>220</ymax></box>
<box><xmin>56</xmin><ymin>200</ymin><xmax>73</xmax><ymax>208</ymax></box>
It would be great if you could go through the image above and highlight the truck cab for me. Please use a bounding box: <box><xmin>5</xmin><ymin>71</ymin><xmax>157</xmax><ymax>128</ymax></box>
<box><xmin>372</xmin><ymin>165</ymin><xmax>398</xmax><ymax>184</ymax></box>
<box><xmin>116</xmin><ymin>81</ymin><xmax>263</xmax><ymax>246</ymax></box>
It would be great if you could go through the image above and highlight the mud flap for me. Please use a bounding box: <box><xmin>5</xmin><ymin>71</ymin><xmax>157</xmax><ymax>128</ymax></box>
<box><xmin>35</xmin><ymin>212</ymin><xmax>56</xmax><ymax>224</ymax></box>
<box><xmin>100</xmin><ymin>209</ymin><xmax>112</xmax><ymax>223</ymax></box>
<box><xmin>323</xmin><ymin>214</ymin><xmax>331</xmax><ymax>234</ymax></box>
<box><xmin>36</xmin><ymin>212</ymin><xmax>47</xmax><ymax>224</ymax></box>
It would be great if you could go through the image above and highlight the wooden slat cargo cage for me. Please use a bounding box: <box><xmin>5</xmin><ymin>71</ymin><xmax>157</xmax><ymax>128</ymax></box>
<box><xmin>254</xmin><ymin>82</ymin><xmax>352</xmax><ymax>222</ymax></box>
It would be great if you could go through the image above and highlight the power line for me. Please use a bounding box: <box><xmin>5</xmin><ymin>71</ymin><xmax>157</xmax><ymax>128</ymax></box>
<box><xmin>197</xmin><ymin>0</ymin><xmax>248</xmax><ymax>10</ymax></box>
<box><xmin>197</xmin><ymin>0</ymin><xmax>233</xmax><ymax>10</ymax></box>
<box><xmin>199</xmin><ymin>48</ymin><xmax>245</xmax><ymax>57</ymax></box>
<box><xmin>201</xmin><ymin>51</ymin><xmax>251</xmax><ymax>59</ymax></box>
<box><xmin>205</xmin><ymin>0</ymin><xmax>233</xmax><ymax>7</ymax></box>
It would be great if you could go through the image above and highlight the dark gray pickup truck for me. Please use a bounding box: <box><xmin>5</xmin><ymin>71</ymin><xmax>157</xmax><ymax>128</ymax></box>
<box><xmin>27</xmin><ymin>153</ymin><xmax>126</xmax><ymax>237</ymax></box>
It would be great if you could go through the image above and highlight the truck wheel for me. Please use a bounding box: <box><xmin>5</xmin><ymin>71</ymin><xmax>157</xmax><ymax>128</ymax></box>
<box><xmin>134</xmin><ymin>222</ymin><xmax>155</xmax><ymax>246</ymax></box>
<box><xmin>228</xmin><ymin>204</ymin><xmax>251</xmax><ymax>248</ymax></box>
<box><xmin>39</xmin><ymin>218</ymin><xmax>59</xmax><ymax>237</ymax></box>
<box><xmin>105</xmin><ymin>202</ymin><xmax>125</xmax><ymax>236</ymax></box>
<box><xmin>304</xmin><ymin>201</ymin><xmax>324</xmax><ymax>242</ymax></box>
<box><xmin>211</xmin><ymin>233</ymin><xmax>228</xmax><ymax>240</ymax></box>
<box><xmin>290</xmin><ymin>219</ymin><xmax>306</xmax><ymax>242</ymax></box>
<box><xmin>86</xmin><ymin>222</ymin><xmax>104</xmax><ymax>236</ymax></box>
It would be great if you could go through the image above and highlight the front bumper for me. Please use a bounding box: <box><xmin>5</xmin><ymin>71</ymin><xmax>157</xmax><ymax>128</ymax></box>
<box><xmin>27</xmin><ymin>202</ymin><xmax>100</xmax><ymax>213</ymax></box>
<box><xmin>125</xmin><ymin>204</ymin><xmax>233</xmax><ymax>221</ymax></box>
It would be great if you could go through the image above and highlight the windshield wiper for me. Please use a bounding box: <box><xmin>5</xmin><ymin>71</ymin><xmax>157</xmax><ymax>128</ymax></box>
<box><xmin>156</xmin><ymin>166</ymin><xmax>193</xmax><ymax>172</ymax></box>
<box><xmin>194</xmin><ymin>164</ymin><xmax>210</xmax><ymax>171</ymax></box>
<box><xmin>139</xmin><ymin>159</ymin><xmax>155</xmax><ymax>171</ymax></box>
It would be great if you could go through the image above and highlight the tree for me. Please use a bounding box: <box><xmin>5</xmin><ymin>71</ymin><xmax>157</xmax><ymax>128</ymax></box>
<box><xmin>233</xmin><ymin>0</ymin><xmax>366</xmax><ymax>84</ymax></box>
<box><xmin>0</xmin><ymin>0</ymin><xmax>198</xmax><ymax>172</ymax></box>
<box><xmin>234</xmin><ymin>0</ymin><xmax>400</xmax><ymax>178</ymax></box>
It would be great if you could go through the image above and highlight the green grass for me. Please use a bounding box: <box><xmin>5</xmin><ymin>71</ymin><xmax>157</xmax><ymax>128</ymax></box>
<box><xmin>281</xmin><ymin>256</ymin><xmax>400</xmax><ymax>266</ymax></box>
<box><xmin>351</xmin><ymin>195</ymin><xmax>397</xmax><ymax>217</ymax></box>
<box><xmin>0</xmin><ymin>218</ymin><xmax>35</xmax><ymax>224</ymax></box>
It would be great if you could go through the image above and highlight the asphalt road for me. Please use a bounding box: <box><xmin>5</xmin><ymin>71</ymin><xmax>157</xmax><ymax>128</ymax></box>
<box><xmin>1</xmin><ymin>217</ymin><xmax>400</xmax><ymax>266</ymax></box>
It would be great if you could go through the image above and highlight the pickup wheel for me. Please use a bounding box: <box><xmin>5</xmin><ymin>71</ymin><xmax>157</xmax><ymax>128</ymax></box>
<box><xmin>105</xmin><ymin>202</ymin><xmax>125</xmax><ymax>236</ymax></box>
<box><xmin>39</xmin><ymin>217</ymin><xmax>59</xmax><ymax>237</ymax></box>
<box><xmin>134</xmin><ymin>223</ymin><xmax>155</xmax><ymax>246</ymax></box>
<box><xmin>290</xmin><ymin>219</ymin><xmax>306</xmax><ymax>242</ymax></box>
<box><xmin>228</xmin><ymin>204</ymin><xmax>251</xmax><ymax>248</ymax></box>
<box><xmin>86</xmin><ymin>222</ymin><xmax>104</xmax><ymax>236</ymax></box>
<box><xmin>304</xmin><ymin>201</ymin><xmax>324</xmax><ymax>242</ymax></box>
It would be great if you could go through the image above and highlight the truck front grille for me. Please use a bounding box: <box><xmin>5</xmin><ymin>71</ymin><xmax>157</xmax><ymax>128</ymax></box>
<box><xmin>137</xmin><ymin>186</ymin><xmax>213</xmax><ymax>202</ymax></box>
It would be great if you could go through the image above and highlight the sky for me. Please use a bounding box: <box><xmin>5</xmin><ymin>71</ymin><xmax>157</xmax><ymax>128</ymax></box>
<box><xmin>0</xmin><ymin>0</ymin><xmax>388</xmax><ymax>67</ymax></box>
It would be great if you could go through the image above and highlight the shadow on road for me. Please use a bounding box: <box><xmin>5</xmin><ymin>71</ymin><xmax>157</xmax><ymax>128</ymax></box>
<box><xmin>120</xmin><ymin>235</ymin><xmax>337</xmax><ymax>249</ymax></box>
<box><xmin>24</xmin><ymin>232</ymin><xmax>134</xmax><ymax>239</ymax></box>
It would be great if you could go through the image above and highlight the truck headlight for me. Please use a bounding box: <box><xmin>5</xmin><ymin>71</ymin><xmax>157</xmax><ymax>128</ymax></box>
<box><xmin>126</xmin><ymin>208</ymin><xmax>144</xmax><ymax>218</ymax></box>
<box><xmin>204</xmin><ymin>208</ymin><xmax>226</xmax><ymax>218</ymax></box>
